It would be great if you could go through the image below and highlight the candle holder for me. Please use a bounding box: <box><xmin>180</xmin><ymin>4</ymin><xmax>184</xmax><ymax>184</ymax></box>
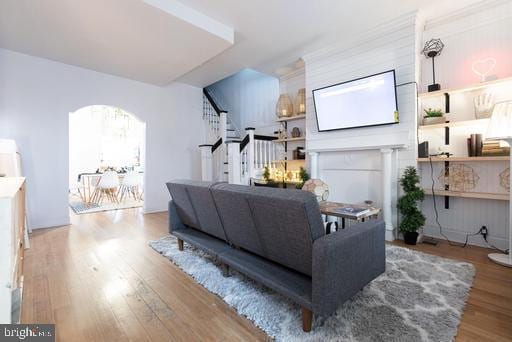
<box><xmin>276</xmin><ymin>94</ymin><xmax>293</xmax><ymax>118</ymax></box>
<box><xmin>295</xmin><ymin>88</ymin><xmax>306</xmax><ymax>115</ymax></box>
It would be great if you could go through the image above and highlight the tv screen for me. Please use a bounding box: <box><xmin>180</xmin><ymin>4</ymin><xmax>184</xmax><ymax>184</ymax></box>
<box><xmin>312</xmin><ymin>70</ymin><xmax>398</xmax><ymax>132</ymax></box>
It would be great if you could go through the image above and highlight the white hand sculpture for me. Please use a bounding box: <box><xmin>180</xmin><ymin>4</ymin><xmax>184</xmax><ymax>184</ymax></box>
<box><xmin>474</xmin><ymin>93</ymin><xmax>494</xmax><ymax>119</ymax></box>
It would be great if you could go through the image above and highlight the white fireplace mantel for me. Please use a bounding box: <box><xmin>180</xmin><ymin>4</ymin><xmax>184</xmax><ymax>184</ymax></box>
<box><xmin>307</xmin><ymin>144</ymin><xmax>407</xmax><ymax>242</ymax></box>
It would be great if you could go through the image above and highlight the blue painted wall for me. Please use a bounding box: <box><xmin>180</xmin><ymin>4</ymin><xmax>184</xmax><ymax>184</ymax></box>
<box><xmin>206</xmin><ymin>69</ymin><xmax>279</xmax><ymax>135</ymax></box>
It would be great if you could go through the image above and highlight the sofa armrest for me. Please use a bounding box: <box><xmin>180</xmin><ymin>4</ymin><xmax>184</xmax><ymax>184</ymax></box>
<box><xmin>312</xmin><ymin>219</ymin><xmax>385</xmax><ymax>316</ymax></box>
<box><xmin>168</xmin><ymin>200</ymin><xmax>187</xmax><ymax>234</ymax></box>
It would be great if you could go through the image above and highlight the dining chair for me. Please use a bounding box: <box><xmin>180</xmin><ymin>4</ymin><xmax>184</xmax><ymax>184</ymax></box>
<box><xmin>91</xmin><ymin>171</ymin><xmax>119</xmax><ymax>204</ymax></box>
<box><xmin>117</xmin><ymin>171</ymin><xmax>142</xmax><ymax>202</ymax></box>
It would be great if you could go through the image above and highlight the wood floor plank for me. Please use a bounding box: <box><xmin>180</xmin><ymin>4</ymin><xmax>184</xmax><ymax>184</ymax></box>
<box><xmin>20</xmin><ymin>209</ymin><xmax>511</xmax><ymax>341</ymax></box>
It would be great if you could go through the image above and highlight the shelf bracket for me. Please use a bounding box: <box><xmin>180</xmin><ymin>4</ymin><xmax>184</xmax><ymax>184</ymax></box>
<box><xmin>444</xmin><ymin>160</ymin><xmax>450</xmax><ymax>209</ymax></box>
<box><xmin>444</xmin><ymin>93</ymin><xmax>450</xmax><ymax>113</ymax></box>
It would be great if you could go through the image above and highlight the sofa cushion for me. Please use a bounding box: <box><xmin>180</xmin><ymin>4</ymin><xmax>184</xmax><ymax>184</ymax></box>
<box><xmin>186</xmin><ymin>182</ymin><xmax>227</xmax><ymax>241</ymax></box>
<box><xmin>173</xmin><ymin>228</ymin><xmax>231</xmax><ymax>258</ymax></box>
<box><xmin>218</xmin><ymin>247</ymin><xmax>312</xmax><ymax>309</ymax></box>
<box><xmin>211</xmin><ymin>183</ymin><xmax>325</xmax><ymax>276</ymax></box>
<box><xmin>166</xmin><ymin>180</ymin><xmax>200</xmax><ymax>229</ymax></box>
<box><xmin>209</xmin><ymin>183</ymin><xmax>266</xmax><ymax>256</ymax></box>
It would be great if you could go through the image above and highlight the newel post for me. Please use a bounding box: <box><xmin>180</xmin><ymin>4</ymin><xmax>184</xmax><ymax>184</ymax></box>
<box><xmin>199</xmin><ymin>144</ymin><xmax>213</xmax><ymax>181</ymax></box>
<box><xmin>226</xmin><ymin>140</ymin><xmax>241</xmax><ymax>184</ymax></box>
<box><xmin>219</xmin><ymin>111</ymin><xmax>228</xmax><ymax>143</ymax></box>
<box><xmin>245</xmin><ymin>127</ymin><xmax>256</xmax><ymax>181</ymax></box>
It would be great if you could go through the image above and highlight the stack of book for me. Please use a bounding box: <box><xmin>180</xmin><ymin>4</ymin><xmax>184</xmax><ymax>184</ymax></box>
<box><xmin>482</xmin><ymin>140</ymin><xmax>510</xmax><ymax>156</ymax></box>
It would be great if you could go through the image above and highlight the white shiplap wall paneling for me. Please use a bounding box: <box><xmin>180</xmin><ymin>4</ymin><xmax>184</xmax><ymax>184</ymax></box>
<box><xmin>417</xmin><ymin>1</ymin><xmax>512</xmax><ymax>249</ymax></box>
<box><xmin>420</xmin><ymin>0</ymin><xmax>512</xmax><ymax>92</ymax></box>
<box><xmin>278</xmin><ymin>67</ymin><xmax>307</xmax><ymax>168</ymax></box>
<box><xmin>301</xmin><ymin>12</ymin><xmax>420</xmax><ymax>233</ymax></box>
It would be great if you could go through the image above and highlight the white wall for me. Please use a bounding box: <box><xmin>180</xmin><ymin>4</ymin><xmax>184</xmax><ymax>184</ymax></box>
<box><xmin>302</xmin><ymin>12</ymin><xmax>420</xmax><ymax>230</ymax></box>
<box><xmin>0</xmin><ymin>48</ymin><xmax>204</xmax><ymax>229</ymax></box>
<box><xmin>418</xmin><ymin>1</ymin><xmax>512</xmax><ymax>249</ymax></box>
<box><xmin>206</xmin><ymin>69</ymin><xmax>280</xmax><ymax>135</ymax></box>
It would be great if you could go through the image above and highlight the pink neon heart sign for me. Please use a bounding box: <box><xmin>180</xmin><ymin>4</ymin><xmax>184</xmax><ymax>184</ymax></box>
<box><xmin>472</xmin><ymin>58</ymin><xmax>496</xmax><ymax>82</ymax></box>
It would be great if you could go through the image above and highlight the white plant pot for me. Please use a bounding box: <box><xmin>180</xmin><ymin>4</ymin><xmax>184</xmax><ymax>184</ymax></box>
<box><xmin>422</xmin><ymin>116</ymin><xmax>445</xmax><ymax>125</ymax></box>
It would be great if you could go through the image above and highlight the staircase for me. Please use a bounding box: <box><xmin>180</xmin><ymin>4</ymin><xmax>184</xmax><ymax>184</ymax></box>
<box><xmin>201</xmin><ymin>89</ymin><xmax>280</xmax><ymax>184</ymax></box>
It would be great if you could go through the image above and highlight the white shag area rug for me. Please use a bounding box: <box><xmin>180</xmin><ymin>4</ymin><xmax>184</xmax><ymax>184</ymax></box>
<box><xmin>149</xmin><ymin>236</ymin><xmax>475</xmax><ymax>341</ymax></box>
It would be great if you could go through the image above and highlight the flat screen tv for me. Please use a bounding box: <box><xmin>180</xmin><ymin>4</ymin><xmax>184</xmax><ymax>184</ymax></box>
<box><xmin>312</xmin><ymin>70</ymin><xmax>398</xmax><ymax>132</ymax></box>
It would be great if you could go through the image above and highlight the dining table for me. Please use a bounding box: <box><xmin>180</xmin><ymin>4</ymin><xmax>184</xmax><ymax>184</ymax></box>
<box><xmin>77</xmin><ymin>171</ymin><xmax>143</xmax><ymax>204</ymax></box>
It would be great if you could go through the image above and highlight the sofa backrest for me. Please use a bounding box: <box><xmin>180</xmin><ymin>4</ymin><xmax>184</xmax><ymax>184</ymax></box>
<box><xmin>210</xmin><ymin>183</ymin><xmax>325</xmax><ymax>276</ymax></box>
<box><xmin>166</xmin><ymin>180</ymin><xmax>227</xmax><ymax>241</ymax></box>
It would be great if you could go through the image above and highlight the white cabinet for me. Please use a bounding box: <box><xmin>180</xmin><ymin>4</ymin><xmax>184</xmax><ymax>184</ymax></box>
<box><xmin>0</xmin><ymin>177</ymin><xmax>26</xmax><ymax>323</ymax></box>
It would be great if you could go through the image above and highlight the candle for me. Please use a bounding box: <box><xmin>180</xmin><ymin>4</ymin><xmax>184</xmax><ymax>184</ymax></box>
<box><xmin>299</xmin><ymin>104</ymin><xmax>305</xmax><ymax>113</ymax></box>
<box><xmin>282</xmin><ymin>109</ymin><xmax>287</xmax><ymax>117</ymax></box>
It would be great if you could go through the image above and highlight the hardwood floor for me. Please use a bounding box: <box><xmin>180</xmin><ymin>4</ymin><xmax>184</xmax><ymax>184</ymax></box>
<box><xmin>22</xmin><ymin>209</ymin><xmax>511</xmax><ymax>341</ymax></box>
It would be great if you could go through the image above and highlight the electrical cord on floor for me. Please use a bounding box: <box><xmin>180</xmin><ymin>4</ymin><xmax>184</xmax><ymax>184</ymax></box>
<box><xmin>481</xmin><ymin>226</ymin><xmax>509</xmax><ymax>255</ymax></box>
<box><xmin>429</xmin><ymin>156</ymin><xmax>509</xmax><ymax>254</ymax></box>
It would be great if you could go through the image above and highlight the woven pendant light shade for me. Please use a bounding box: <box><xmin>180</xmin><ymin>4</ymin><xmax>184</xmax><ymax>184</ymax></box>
<box><xmin>276</xmin><ymin>94</ymin><xmax>293</xmax><ymax>118</ymax></box>
<box><xmin>295</xmin><ymin>88</ymin><xmax>306</xmax><ymax>115</ymax></box>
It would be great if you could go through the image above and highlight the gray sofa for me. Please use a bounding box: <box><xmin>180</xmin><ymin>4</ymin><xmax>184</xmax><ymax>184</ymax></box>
<box><xmin>166</xmin><ymin>180</ymin><xmax>385</xmax><ymax>332</ymax></box>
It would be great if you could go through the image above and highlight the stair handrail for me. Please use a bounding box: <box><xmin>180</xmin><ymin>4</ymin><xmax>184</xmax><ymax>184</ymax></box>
<box><xmin>203</xmin><ymin>88</ymin><xmax>243</xmax><ymax>139</ymax></box>
<box><xmin>203</xmin><ymin>88</ymin><xmax>225</xmax><ymax>115</ymax></box>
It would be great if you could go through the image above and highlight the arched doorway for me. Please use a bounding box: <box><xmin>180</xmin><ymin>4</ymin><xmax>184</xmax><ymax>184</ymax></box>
<box><xmin>68</xmin><ymin>105</ymin><xmax>146</xmax><ymax>214</ymax></box>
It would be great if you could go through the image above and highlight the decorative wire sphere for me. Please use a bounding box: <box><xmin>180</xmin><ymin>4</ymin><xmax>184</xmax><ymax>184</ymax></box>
<box><xmin>438</xmin><ymin>164</ymin><xmax>479</xmax><ymax>192</ymax></box>
<box><xmin>294</xmin><ymin>88</ymin><xmax>306</xmax><ymax>115</ymax></box>
<box><xmin>422</xmin><ymin>38</ymin><xmax>444</xmax><ymax>58</ymax></box>
<box><xmin>302</xmin><ymin>179</ymin><xmax>329</xmax><ymax>202</ymax></box>
<box><xmin>276</xmin><ymin>94</ymin><xmax>293</xmax><ymax>118</ymax></box>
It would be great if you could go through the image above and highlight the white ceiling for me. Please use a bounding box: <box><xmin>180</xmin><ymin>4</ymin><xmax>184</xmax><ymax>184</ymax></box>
<box><xmin>177</xmin><ymin>0</ymin><xmax>486</xmax><ymax>87</ymax></box>
<box><xmin>0</xmin><ymin>0</ymin><xmax>484</xmax><ymax>87</ymax></box>
<box><xmin>0</xmin><ymin>0</ymin><xmax>234</xmax><ymax>86</ymax></box>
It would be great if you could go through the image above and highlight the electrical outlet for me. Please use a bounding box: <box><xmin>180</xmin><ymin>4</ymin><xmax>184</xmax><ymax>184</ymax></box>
<box><xmin>481</xmin><ymin>226</ymin><xmax>488</xmax><ymax>241</ymax></box>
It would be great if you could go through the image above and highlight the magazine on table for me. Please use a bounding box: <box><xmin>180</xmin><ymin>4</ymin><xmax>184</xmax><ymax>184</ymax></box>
<box><xmin>330</xmin><ymin>206</ymin><xmax>370</xmax><ymax>218</ymax></box>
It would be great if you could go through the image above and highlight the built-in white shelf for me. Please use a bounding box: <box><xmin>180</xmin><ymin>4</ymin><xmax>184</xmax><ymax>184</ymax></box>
<box><xmin>418</xmin><ymin>118</ymin><xmax>490</xmax><ymax>130</ymax></box>
<box><xmin>275</xmin><ymin>137</ymin><xmax>306</xmax><ymax>143</ymax></box>
<box><xmin>423</xmin><ymin>188</ymin><xmax>509</xmax><ymax>201</ymax></box>
<box><xmin>276</xmin><ymin>114</ymin><xmax>306</xmax><ymax>122</ymax></box>
<box><xmin>418</xmin><ymin>156</ymin><xmax>509</xmax><ymax>162</ymax></box>
<box><xmin>418</xmin><ymin>76</ymin><xmax>512</xmax><ymax>99</ymax></box>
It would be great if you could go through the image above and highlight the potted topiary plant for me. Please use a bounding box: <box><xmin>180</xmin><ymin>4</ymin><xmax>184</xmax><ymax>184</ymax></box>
<box><xmin>423</xmin><ymin>108</ymin><xmax>445</xmax><ymax>125</ymax></box>
<box><xmin>397</xmin><ymin>166</ymin><xmax>426</xmax><ymax>245</ymax></box>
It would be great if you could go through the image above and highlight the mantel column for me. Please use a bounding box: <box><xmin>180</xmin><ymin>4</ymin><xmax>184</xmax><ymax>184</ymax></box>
<box><xmin>309</xmin><ymin>152</ymin><xmax>319</xmax><ymax>179</ymax></box>
<box><xmin>380</xmin><ymin>148</ymin><xmax>395</xmax><ymax>241</ymax></box>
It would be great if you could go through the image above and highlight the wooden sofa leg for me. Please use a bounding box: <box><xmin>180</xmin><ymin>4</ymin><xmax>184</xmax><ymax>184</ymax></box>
<box><xmin>221</xmin><ymin>263</ymin><xmax>230</xmax><ymax>277</ymax></box>
<box><xmin>302</xmin><ymin>307</ymin><xmax>312</xmax><ymax>332</ymax></box>
<box><xmin>177</xmin><ymin>239</ymin><xmax>184</xmax><ymax>251</ymax></box>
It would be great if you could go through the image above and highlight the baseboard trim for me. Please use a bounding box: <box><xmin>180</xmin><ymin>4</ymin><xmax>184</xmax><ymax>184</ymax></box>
<box><xmin>143</xmin><ymin>208</ymin><xmax>167</xmax><ymax>214</ymax></box>
<box><xmin>422</xmin><ymin>226</ymin><xmax>508</xmax><ymax>250</ymax></box>
<box><xmin>29</xmin><ymin>215</ymin><xmax>71</xmax><ymax>230</ymax></box>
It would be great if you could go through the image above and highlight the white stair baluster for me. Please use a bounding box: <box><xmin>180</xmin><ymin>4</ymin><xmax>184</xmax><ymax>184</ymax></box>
<box><xmin>259</xmin><ymin>140</ymin><xmax>263</xmax><ymax>169</ymax></box>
